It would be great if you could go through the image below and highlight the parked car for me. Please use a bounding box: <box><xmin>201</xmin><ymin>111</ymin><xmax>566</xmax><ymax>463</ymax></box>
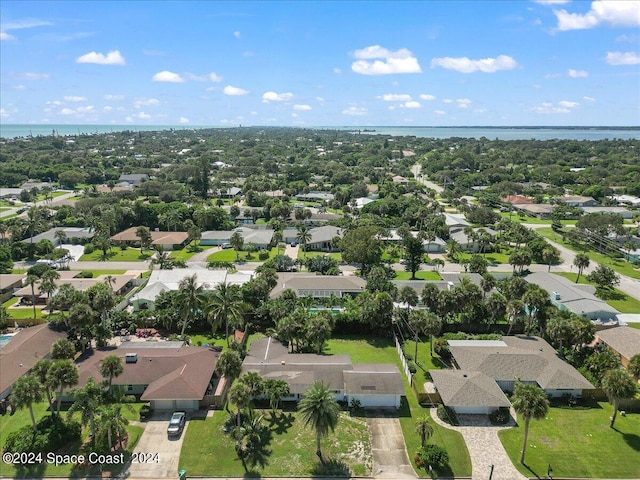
<box><xmin>36</xmin><ymin>259</ymin><xmax>58</xmax><ymax>269</ymax></box>
<box><xmin>221</xmin><ymin>242</ymin><xmax>232</xmax><ymax>249</ymax></box>
<box><xmin>167</xmin><ymin>411</ymin><xmax>186</xmax><ymax>436</ymax></box>
<box><xmin>290</xmin><ymin>241</ymin><xmax>297</xmax><ymax>247</ymax></box>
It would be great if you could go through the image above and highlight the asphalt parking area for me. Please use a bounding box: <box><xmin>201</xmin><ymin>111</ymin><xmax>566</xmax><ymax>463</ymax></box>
<box><xmin>126</xmin><ymin>411</ymin><xmax>188</xmax><ymax>478</ymax></box>
<box><xmin>366</xmin><ymin>410</ymin><xmax>416</xmax><ymax>479</ymax></box>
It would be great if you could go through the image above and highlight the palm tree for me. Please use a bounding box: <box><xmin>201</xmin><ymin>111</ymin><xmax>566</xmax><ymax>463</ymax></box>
<box><xmin>175</xmin><ymin>274</ymin><xmax>206</xmax><ymax>337</ymax></box>
<box><xmin>229</xmin><ymin>380</ymin><xmax>252</xmax><ymax>442</ymax></box>
<box><xmin>298</xmin><ymin>381</ymin><xmax>340</xmax><ymax>463</ymax></box>
<box><xmin>511</xmin><ymin>381</ymin><xmax>549</xmax><ymax>464</ymax></box>
<box><xmin>0</xmin><ymin>220</ymin><xmax>8</xmax><ymax>245</ymax></box>
<box><xmin>10</xmin><ymin>375</ymin><xmax>43</xmax><ymax>432</ymax></box>
<box><xmin>506</xmin><ymin>299</ymin><xmax>525</xmax><ymax>335</ymax></box>
<box><xmin>573</xmin><ymin>253</ymin><xmax>590</xmax><ymax>283</ymax></box>
<box><xmin>240</xmin><ymin>372</ymin><xmax>264</xmax><ymax>402</ymax></box>
<box><xmin>415</xmin><ymin>415</ymin><xmax>434</xmax><ymax>447</ymax></box>
<box><xmin>31</xmin><ymin>359</ymin><xmax>54</xmax><ymax>412</ymax></box>
<box><xmin>263</xmin><ymin>379</ymin><xmax>290</xmax><ymax>415</ymax></box>
<box><xmin>446</xmin><ymin>239</ymin><xmax>460</xmax><ymax>262</ymax></box>
<box><xmin>628</xmin><ymin>354</ymin><xmax>640</xmax><ymax>381</ymax></box>
<box><xmin>100</xmin><ymin>355</ymin><xmax>124</xmax><ymax>393</ymax></box>
<box><xmin>423</xmin><ymin>312</ymin><xmax>443</xmax><ymax>357</ymax></box>
<box><xmin>216</xmin><ymin>349</ymin><xmax>243</xmax><ymax>382</ymax></box>
<box><xmin>98</xmin><ymin>404</ymin><xmax>131</xmax><ymax>451</ymax></box>
<box><xmin>95</xmin><ymin>236</ymin><xmax>112</xmax><ymax>259</ymax></box>
<box><xmin>68</xmin><ymin>377</ymin><xmax>104</xmax><ymax>439</ymax></box>
<box><xmin>273</xmin><ymin>230</ymin><xmax>283</xmax><ymax>255</ymax></box>
<box><xmin>204</xmin><ymin>282</ymin><xmax>247</xmax><ymax>346</ymax></box>
<box><xmin>25</xmin><ymin>273</ymin><xmax>40</xmax><ymax>321</ymax></box>
<box><xmin>104</xmin><ymin>275</ymin><xmax>117</xmax><ymax>291</ymax></box>
<box><xmin>39</xmin><ymin>268</ymin><xmax>60</xmax><ymax>311</ymax></box>
<box><xmin>54</xmin><ymin>229</ymin><xmax>68</xmax><ymax>247</ymax></box>
<box><xmin>230</xmin><ymin>231</ymin><xmax>244</xmax><ymax>261</ymax></box>
<box><xmin>602</xmin><ymin>369</ymin><xmax>637</xmax><ymax>429</ymax></box>
<box><xmin>46</xmin><ymin>359</ymin><xmax>79</xmax><ymax>415</ymax></box>
<box><xmin>136</xmin><ymin>225</ymin><xmax>152</xmax><ymax>254</ymax></box>
<box><xmin>296</xmin><ymin>225</ymin><xmax>312</xmax><ymax>257</ymax></box>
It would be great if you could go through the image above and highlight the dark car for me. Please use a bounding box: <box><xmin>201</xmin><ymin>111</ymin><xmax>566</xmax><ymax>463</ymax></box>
<box><xmin>167</xmin><ymin>411</ymin><xmax>186</xmax><ymax>436</ymax></box>
<box><xmin>290</xmin><ymin>241</ymin><xmax>297</xmax><ymax>247</ymax></box>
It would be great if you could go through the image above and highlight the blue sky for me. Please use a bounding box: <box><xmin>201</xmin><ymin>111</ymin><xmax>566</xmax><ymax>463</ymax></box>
<box><xmin>1</xmin><ymin>0</ymin><xmax>639</xmax><ymax>126</ymax></box>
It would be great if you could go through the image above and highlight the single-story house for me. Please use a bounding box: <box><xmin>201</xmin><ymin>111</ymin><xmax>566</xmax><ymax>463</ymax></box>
<box><xmin>294</xmin><ymin>191</ymin><xmax>335</xmax><ymax>203</ymax></box>
<box><xmin>0</xmin><ymin>187</ymin><xmax>23</xmax><ymax>199</ymax></box>
<box><xmin>442</xmin><ymin>213</ymin><xmax>470</xmax><ymax>233</ymax></box>
<box><xmin>429</xmin><ymin>370</ymin><xmax>511</xmax><ymax>415</ymax></box>
<box><xmin>217</xmin><ymin>187</ymin><xmax>242</xmax><ymax>198</ymax></box>
<box><xmin>610</xmin><ymin>194</ymin><xmax>640</xmax><ymax>208</ymax></box>
<box><xmin>71</xmin><ymin>343</ymin><xmax>219</xmax><ymax>411</ymax></box>
<box><xmin>596</xmin><ymin>327</ymin><xmax>640</xmax><ymax>368</ymax></box>
<box><xmin>283</xmin><ymin>225</ymin><xmax>342</xmax><ymax>252</ymax></box>
<box><xmin>430</xmin><ymin>336</ymin><xmax>595</xmax><ymax>414</ymax></box>
<box><xmin>110</xmin><ymin>227</ymin><xmax>189</xmax><ymax>251</ymax></box>
<box><xmin>12</xmin><ymin>273</ymin><xmax>136</xmax><ymax>306</ymax></box>
<box><xmin>24</xmin><ymin>227</ymin><xmax>95</xmax><ymax>246</ymax></box>
<box><xmin>512</xmin><ymin>203</ymin><xmax>555</xmax><ymax>220</ymax></box>
<box><xmin>119</xmin><ymin>174</ymin><xmax>149</xmax><ymax>186</ymax></box>
<box><xmin>580</xmin><ymin>206</ymin><xmax>634</xmax><ymax>219</ymax></box>
<box><xmin>0</xmin><ymin>274</ymin><xmax>24</xmax><ymax>303</ymax></box>
<box><xmin>270</xmin><ymin>273</ymin><xmax>366</xmax><ymax>299</ymax></box>
<box><xmin>243</xmin><ymin>337</ymin><xmax>405</xmax><ymax>408</ymax></box>
<box><xmin>449</xmin><ymin>228</ymin><xmax>497</xmax><ymax>253</ymax></box>
<box><xmin>524</xmin><ymin>272</ymin><xmax>620</xmax><ymax>322</ymax></box>
<box><xmin>201</xmin><ymin>228</ymin><xmax>274</xmax><ymax>249</ymax></box>
<box><xmin>392</xmin><ymin>175</ymin><xmax>409</xmax><ymax>185</ymax></box>
<box><xmin>130</xmin><ymin>267</ymin><xmax>252</xmax><ymax>311</ymax></box>
<box><xmin>377</xmin><ymin>230</ymin><xmax>446</xmax><ymax>253</ymax></box>
<box><xmin>501</xmin><ymin>195</ymin><xmax>534</xmax><ymax>205</ymax></box>
<box><xmin>560</xmin><ymin>195</ymin><xmax>598</xmax><ymax>207</ymax></box>
<box><xmin>0</xmin><ymin>323</ymin><xmax>68</xmax><ymax>400</ymax></box>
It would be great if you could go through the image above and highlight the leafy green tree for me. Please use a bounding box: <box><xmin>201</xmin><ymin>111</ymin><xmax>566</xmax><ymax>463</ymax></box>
<box><xmin>100</xmin><ymin>354</ymin><xmax>124</xmax><ymax>393</ymax></box>
<box><xmin>573</xmin><ymin>253</ymin><xmax>590</xmax><ymax>283</ymax></box>
<box><xmin>39</xmin><ymin>268</ymin><xmax>60</xmax><ymax>311</ymax></box>
<box><xmin>97</xmin><ymin>404</ymin><xmax>130</xmax><ymax>451</ymax></box>
<box><xmin>204</xmin><ymin>282</ymin><xmax>247</xmax><ymax>346</ymax></box>
<box><xmin>602</xmin><ymin>369</ymin><xmax>637</xmax><ymax>429</ymax></box>
<box><xmin>339</xmin><ymin>225</ymin><xmax>383</xmax><ymax>276</ymax></box>
<box><xmin>10</xmin><ymin>374</ymin><xmax>43</xmax><ymax>432</ymax></box>
<box><xmin>542</xmin><ymin>247</ymin><xmax>560</xmax><ymax>272</ymax></box>
<box><xmin>402</xmin><ymin>232</ymin><xmax>424</xmax><ymax>279</ymax></box>
<box><xmin>415</xmin><ymin>415</ymin><xmax>434</xmax><ymax>447</ymax></box>
<box><xmin>47</xmin><ymin>359</ymin><xmax>79</xmax><ymax>414</ymax></box>
<box><xmin>25</xmin><ymin>273</ymin><xmax>40</xmax><ymax>321</ymax></box>
<box><xmin>522</xmin><ymin>284</ymin><xmax>550</xmax><ymax>333</ymax></box>
<box><xmin>68</xmin><ymin>377</ymin><xmax>104</xmax><ymax>439</ymax></box>
<box><xmin>305</xmin><ymin>311</ymin><xmax>334</xmax><ymax>354</ymax></box>
<box><xmin>511</xmin><ymin>381</ymin><xmax>549</xmax><ymax>464</ymax></box>
<box><xmin>298</xmin><ymin>381</ymin><xmax>340</xmax><ymax>463</ymax></box>
<box><xmin>587</xmin><ymin>264</ymin><xmax>620</xmax><ymax>292</ymax></box>
<box><xmin>240</xmin><ymin>372</ymin><xmax>264</xmax><ymax>401</ymax></box>
<box><xmin>51</xmin><ymin>338</ymin><xmax>76</xmax><ymax>360</ymax></box>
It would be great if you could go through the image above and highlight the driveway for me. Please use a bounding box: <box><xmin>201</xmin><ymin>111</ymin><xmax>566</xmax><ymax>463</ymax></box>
<box><xmin>126</xmin><ymin>411</ymin><xmax>188</xmax><ymax>478</ymax></box>
<box><xmin>430</xmin><ymin>408</ymin><xmax>526</xmax><ymax>480</ymax></box>
<box><xmin>367</xmin><ymin>410</ymin><xmax>416</xmax><ymax>479</ymax></box>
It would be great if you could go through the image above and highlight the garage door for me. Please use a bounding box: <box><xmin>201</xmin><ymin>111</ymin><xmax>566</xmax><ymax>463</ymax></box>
<box><xmin>176</xmin><ymin>399</ymin><xmax>198</xmax><ymax>411</ymax></box>
<box><xmin>453</xmin><ymin>406</ymin><xmax>491</xmax><ymax>415</ymax></box>
<box><xmin>152</xmin><ymin>400</ymin><xmax>175</xmax><ymax>411</ymax></box>
<box><xmin>351</xmin><ymin>394</ymin><xmax>400</xmax><ymax>408</ymax></box>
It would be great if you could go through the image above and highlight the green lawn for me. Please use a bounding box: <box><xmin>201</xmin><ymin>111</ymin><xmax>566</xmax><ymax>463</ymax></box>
<box><xmin>69</xmin><ymin>269</ymin><xmax>127</xmax><ymax>276</ymax></box>
<box><xmin>402</xmin><ymin>339</ymin><xmax>446</xmax><ymax>393</ymax></box>
<box><xmin>498</xmin><ymin>211</ymin><xmax>578</xmax><ymax>226</ymax></box>
<box><xmin>457</xmin><ymin>251</ymin><xmax>512</xmax><ymax>264</ymax></box>
<box><xmin>537</xmin><ymin>228</ymin><xmax>640</xmax><ymax>280</ymax></box>
<box><xmin>170</xmin><ymin>244</ymin><xmax>214</xmax><ymax>261</ymax></box>
<box><xmin>0</xmin><ymin>401</ymin><xmax>143</xmax><ymax>478</ymax></box>
<box><xmin>499</xmin><ymin>402</ymin><xmax>640</xmax><ymax>479</ymax></box>
<box><xmin>297</xmin><ymin>250</ymin><xmax>343</xmax><ymax>262</ymax></box>
<box><xmin>79</xmin><ymin>247</ymin><xmax>152</xmax><ymax>262</ymax></box>
<box><xmin>2</xmin><ymin>298</ymin><xmax>47</xmax><ymax>321</ymax></box>
<box><xmin>180</xmin><ymin>409</ymin><xmax>371</xmax><ymax>477</ymax></box>
<box><xmin>394</xmin><ymin>270</ymin><xmax>442</xmax><ymax>280</ymax></box>
<box><xmin>555</xmin><ymin>272</ymin><xmax>640</xmax><ymax>312</ymax></box>
<box><xmin>207</xmin><ymin>247</ymin><xmax>279</xmax><ymax>263</ymax></box>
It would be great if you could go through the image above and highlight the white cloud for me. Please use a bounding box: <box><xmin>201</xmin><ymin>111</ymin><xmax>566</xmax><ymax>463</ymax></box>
<box><xmin>616</xmin><ymin>33</ymin><xmax>639</xmax><ymax>43</ymax></box>
<box><xmin>443</xmin><ymin>99</ymin><xmax>454</xmax><ymax>104</ymax></box>
<box><xmin>134</xmin><ymin>98</ymin><xmax>160</xmax><ymax>108</ymax></box>
<box><xmin>60</xmin><ymin>108</ymin><xmax>75</xmax><ymax>115</ymax></box>
<box><xmin>568</xmin><ymin>69</ymin><xmax>588</xmax><ymax>77</ymax></box>
<box><xmin>434</xmin><ymin>110</ymin><xmax>446</xmax><ymax>115</ymax></box>
<box><xmin>545</xmin><ymin>72</ymin><xmax>563</xmax><ymax>79</ymax></box>
<box><xmin>342</xmin><ymin>106</ymin><xmax>368</xmax><ymax>116</ymax></box>
<box><xmin>333</xmin><ymin>67</ymin><xmax>342</xmax><ymax>74</ymax></box>
<box><xmin>554</xmin><ymin>1</ymin><xmax>640</xmax><ymax>31</ymax></box>
<box><xmin>351</xmin><ymin>45</ymin><xmax>422</xmax><ymax>75</ymax></box>
<box><xmin>77</xmin><ymin>105</ymin><xmax>94</xmax><ymax>113</ymax></box>
<box><xmin>456</xmin><ymin>98</ymin><xmax>473</xmax><ymax>108</ymax></box>
<box><xmin>13</xmin><ymin>85</ymin><xmax>25</xmax><ymax>90</ymax></box>
<box><xmin>64</xmin><ymin>95</ymin><xmax>87</xmax><ymax>102</ymax></box>
<box><xmin>605</xmin><ymin>51</ymin><xmax>640</xmax><ymax>65</ymax></box>
<box><xmin>378</xmin><ymin>93</ymin><xmax>412</xmax><ymax>101</ymax></box>
<box><xmin>292</xmin><ymin>112</ymin><xmax>299</xmax><ymax>118</ymax></box>
<box><xmin>104</xmin><ymin>94</ymin><xmax>124</xmax><ymax>101</ymax></box>
<box><xmin>128</xmin><ymin>111</ymin><xmax>151</xmax><ymax>120</ymax></box>
<box><xmin>15</xmin><ymin>72</ymin><xmax>50</xmax><ymax>80</ymax></box>
<box><xmin>2</xmin><ymin>18</ymin><xmax>52</xmax><ymax>30</ymax></box>
<box><xmin>431</xmin><ymin>55</ymin><xmax>518</xmax><ymax>73</ymax></box>
<box><xmin>0</xmin><ymin>108</ymin><xmax>9</xmax><ymax>117</ymax></box>
<box><xmin>293</xmin><ymin>104</ymin><xmax>312</xmax><ymax>111</ymax></box>
<box><xmin>419</xmin><ymin>94</ymin><xmax>436</xmax><ymax>101</ymax></box>
<box><xmin>209</xmin><ymin>72</ymin><xmax>223</xmax><ymax>82</ymax></box>
<box><xmin>529</xmin><ymin>100</ymin><xmax>580</xmax><ymax>114</ymax></box>
<box><xmin>76</xmin><ymin>50</ymin><xmax>125</xmax><ymax>65</ymax></box>
<box><xmin>401</xmin><ymin>101</ymin><xmax>421</xmax><ymax>109</ymax></box>
<box><xmin>224</xmin><ymin>85</ymin><xmax>249</xmax><ymax>96</ymax></box>
<box><xmin>179</xmin><ymin>117</ymin><xmax>189</xmax><ymax>124</ymax></box>
<box><xmin>583</xmin><ymin>96</ymin><xmax>597</xmax><ymax>102</ymax></box>
<box><xmin>234</xmin><ymin>31</ymin><xmax>241</xmax><ymax>39</ymax></box>
<box><xmin>152</xmin><ymin>71</ymin><xmax>185</xmax><ymax>82</ymax></box>
<box><xmin>316</xmin><ymin>97</ymin><xmax>325</xmax><ymax>104</ymax></box>
<box><xmin>262</xmin><ymin>91</ymin><xmax>293</xmax><ymax>102</ymax></box>
<box><xmin>533</xmin><ymin>0</ymin><xmax>570</xmax><ymax>4</ymax></box>
<box><xmin>103</xmin><ymin>106</ymin><xmax>113</xmax><ymax>111</ymax></box>
<box><xmin>1</xmin><ymin>32</ymin><xmax>15</xmax><ymax>40</ymax></box>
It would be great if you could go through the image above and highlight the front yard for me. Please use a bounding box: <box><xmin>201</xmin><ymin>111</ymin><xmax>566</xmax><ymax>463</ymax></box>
<box><xmin>499</xmin><ymin>401</ymin><xmax>640</xmax><ymax>479</ymax></box>
<box><xmin>79</xmin><ymin>247</ymin><xmax>152</xmax><ymax>262</ymax></box>
<box><xmin>206</xmin><ymin>247</ymin><xmax>279</xmax><ymax>263</ymax></box>
<box><xmin>555</xmin><ymin>272</ymin><xmax>640</xmax><ymax>313</ymax></box>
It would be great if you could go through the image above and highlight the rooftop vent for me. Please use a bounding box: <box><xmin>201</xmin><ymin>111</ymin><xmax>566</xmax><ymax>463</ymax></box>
<box><xmin>125</xmin><ymin>353</ymin><xmax>138</xmax><ymax>364</ymax></box>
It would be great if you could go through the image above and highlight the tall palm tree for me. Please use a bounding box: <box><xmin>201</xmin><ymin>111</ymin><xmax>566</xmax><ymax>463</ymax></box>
<box><xmin>46</xmin><ymin>359</ymin><xmax>79</xmax><ymax>415</ymax></box>
<box><xmin>506</xmin><ymin>299</ymin><xmax>525</xmax><ymax>335</ymax></box>
<box><xmin>602</xmin><ymin>369</ymin><xmax>637</xmax><ymax>429</ymax></box>
<box><xmin>230</xmin><ymin>232</ymin><xmax>244</xmax><ymax>261</ymax></box>
<box><xmin>298</xmin><ymin>381</ymin><xmax>340</xmax><ymax>464</ymax></box>
<box><xmin>296</xmin><ymin>225</ymin><xmax>312</xmax><ymax>257</ymax></box>
<box><xmin>39</xmin><ymin>268</ymin><xmax>60</xmax><ymax>311</ymax></box>
<box><xmin>204</xmin><ymin>282</ymin><xmax>247</xmax><ymax>346</ymax></box>
<box><xmin>31</xmin><ymin>359</ymin><xmax>54</xmax><ymax>412</ymax></box>
<box><xmin>24</xmin><ymin>273</ymin><xmax>40</xmax><ymax>321</ymax></box>
<box><xmin>175</xmin><ymin>274</ymin><xmax>206</xmax><ymax>337</ymax></box>
<box><xmin>104</xmin><ymin>275</ymin><xmax>117</xmax><ymax>291</ymax></box>
<box><xmin>100</xmin><ymin>355</ymin><xmax>124</xmax><ymax>393</ymax></box>
<box><xmin>573</xmin><ymin>253</ymin><xmax>590</xmax><ymax>283</ymax></box>
<box><xmin>511</xmin><ymin>381</ymin><xmax>549</xmax><ymax>464</ymax></box>
<box><xmin>215</xmin><ymin>349</ymin><xmax>243</xmax><ymax>382</ymax></box>
<box><xmin>415</xmin><ymin>415</ymin><xmax>434</xmax><ymax>447</ymax></box>
<box><xmin>98</xmin><ymin>404</ymin><xmax>131</xmax><ymax>451</ymax></box>
<box><xmin>53</xmin><ymin>229</ymin><xmax>68</xmax><ymax>247</ymax></box>
<box><xmin>229</xmin><ymin>380</ymin><xmax>252</xmax><ymax>443</ymax></box>
<box><xmin>10</xmin><ymin>375</ymin><xmax>43</xmax><ymax>432</ymax></box>
<box><xmin>68</xmin><ymin>377</ymin><xmax>104</xmax><ymax>439</ymax></box>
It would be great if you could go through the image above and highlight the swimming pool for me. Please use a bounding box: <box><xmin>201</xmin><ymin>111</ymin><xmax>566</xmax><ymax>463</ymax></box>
<box><xmin>0</xmin><ymin>334</ymin><xmax>16</xmax><ymax>349</ymax></box>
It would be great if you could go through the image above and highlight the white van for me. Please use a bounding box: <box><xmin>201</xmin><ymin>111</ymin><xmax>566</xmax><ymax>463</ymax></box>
<box><xmin>36</xmin><ymin>259</ymin><xmax>58</xmax><ymax>269</ymax></box>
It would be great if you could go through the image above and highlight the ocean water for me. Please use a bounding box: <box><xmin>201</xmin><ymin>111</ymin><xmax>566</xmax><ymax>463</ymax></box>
<box><xmin>0</xmin><ymin>124</ymin><xmax>638</xmax><ymax>141</ymax></box>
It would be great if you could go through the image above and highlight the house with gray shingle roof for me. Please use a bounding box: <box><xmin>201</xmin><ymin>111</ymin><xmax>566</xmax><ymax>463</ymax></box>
<box><xmin>430</xmin><ymin>335</ymin><xmax>595</xmax><ymax>415</ymax></box>
<box><xmin>429</xmin><ymin>370</ymin><xmax>510</xmax><ymax>415</ymax></box>
<box><xmin>270</xmin><ymin>273</ymin><xmax>366</xmax><ymax>299</ymax></box>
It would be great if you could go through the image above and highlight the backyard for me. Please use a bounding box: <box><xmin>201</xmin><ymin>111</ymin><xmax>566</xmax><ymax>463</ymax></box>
<box><xmin>499</xmin><ymin>401</ymin><xmax>640</xmax><ymax>479</ymax></box>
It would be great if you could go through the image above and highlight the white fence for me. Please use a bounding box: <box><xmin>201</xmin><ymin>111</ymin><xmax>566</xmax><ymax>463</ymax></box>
<box><xmin>394</xmin><ymin>334</ymin><xmax>413</xmax><ymax>384</ymax></box>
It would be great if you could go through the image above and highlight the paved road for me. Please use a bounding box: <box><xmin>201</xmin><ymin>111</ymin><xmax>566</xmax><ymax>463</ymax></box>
<box><xmin>0</xmin><ymin>191</ymin><xmax>78</xmax><ymax>218</ymax></box>
<box><xmin>366</xmin><ymin>411</ymin><xmax>416</xmax><ymax>479</ymax></box>
<box><xmin>430</xmin><ymin>408</ymin><xmax>525</xmax><ymax>480</ymax></box>
<box><xmin>411</xmin><ymin>164</ymin><xmax>443</xmax><ymax>194</ymax></box>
